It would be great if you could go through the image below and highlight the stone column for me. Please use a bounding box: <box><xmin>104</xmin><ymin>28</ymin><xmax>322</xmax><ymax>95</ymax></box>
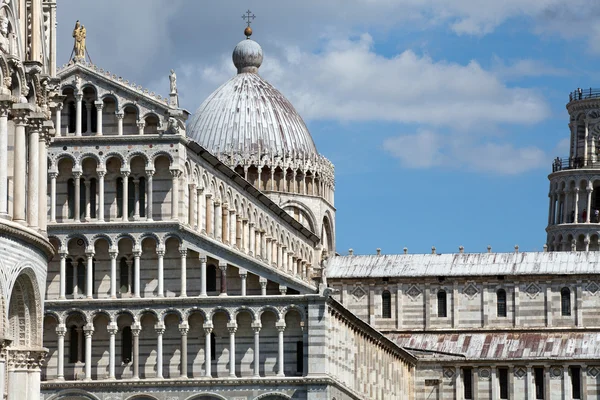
<box><xmin>200</xmin><ymin>255</ymin><xmax>207</xmax><ymax>296</ymax></box>
<box><xmin>157</xmin><ymin>247</ymin><xmax>165</xmax><ymax>297</ymax></box>
<box><xmin>54</xmin><ymin>103</ymin><xmax>63</xmax><ymax>137</ymax></box>
<box><xmin>222</xmin><ymin>204</ymin><xmax>229</xmax><ymax>243</ymax></box>
<box><xmin>132</xmin><ymin>325</ymin><xmax>141</xmax><ymax>379</ymax></box>
<box><xmin>179</xmin><ymin>323</ymin><xmax>189</xmax><ymax>378</ymax></box>
<box><xmin>136</xmin><ymin>120</ymin><xmax>145</xmax><ymax>135</ymax></box>
<box><xmin>109</xmin><ymin>250</ymin><xmax>118</xmax><ymax>298</ymax></box>
<box><xmin>107</xmin><ymin>323</ymin><xmax>117</xmax><ymax>380</ymax></box>
<box><xmin>229</xmin><ymin>209</ymin><xmax>237</xmax><ymax>246</ymax></box>
<box><xmin>116</xmin><ymin>112</ymin><xmax>124</xmax><ymax>136</ymax></box>
<box><xmin>75</xmin><ymin>93</ymin><xmax>83</xmax><ymax>136</ymax></box>
<box><xmin>587</xmin><ymin>186</ymin><xmax>593</xmax><ymax>223</ymax></box>
<box><xmin>56</xmin><ymin>324</ymin><xmax>66</xmax><ymax>381</ymax></box>
<box><xmin>83</xmin><ymin>324</ymin><xmax>94</xmax><ymax>380</ymax></box>
<box><xmin>188</xmin><ymin>183</ymin><xmax>197</xmax><ymax>226</ymax></box>
<box><xmin>260</xmin><ymin>277</ymin><xmax>267</xmax><ymax>296</ymax></box>
<box><xmin>94</xmin><ymin>101</ymin><xmax>103</xmax><ymax>135</ymax></box>
<box><xmin>73</xmin><ymin>172</ymin><xmax>82</xmax><ymax>222</ymax></box>
<box><xmin>170</xmin><ymin>169</ymin><xmax>180</xmax><ymax>220</ymax></box>
<box><xmin>31</xmin><ymin>125</ymin><xmax>44</xmax><ymax>228</ymax></box>
<box><xmin>562</xmin><ymin>189</ymin><xmax>569</xmax><ymax>223</ymax></box>
<box><xmin>249</xmin><ymin>222</ymin><xmax>255</xmax><ymax>256</ymax></box>
<box><xmin>215</xmin><ymin>202</ymin><xmax>222</xmax><ymax>241</ymax></box>
<box><xmin>133</xmin><ymin>248</ymin><xmax>141</xmax><ymax>298</ymax></box>
<box><xmin>155</xmin><ymin>324</ymin><xmax>165</xmax><ymax>379</ymax></box>
<box><xmin>0</xmin><ymin>102</ymin><xmax>9</xmax><ymax>215</ymax></box>
<box><xmin>97</xmin><ymin>170</ymin><xmax>105</xmax><ymax>222</ymax></box>
<box><xmin>180</xmin><ymin>248</ymin><xmax>187</xmax><ymax>297</ymax></box>
<box><xmin>205</xmin><ymin>194</ymin><xmax>213</xmax><ymax>235</ymax></box>
<box><xmin>574</xmin><ymin>188</ymin><xmax>580</xmax><ymax>223</ymax></box>
<box><xmin>196</xmin><ymin>187</ymin><xmax>204</xmax><ymax>231</ymax></box>
<box><xmin>219</xmin><ymin>262</ymin><xmax>228</xmax><ymax>296</ymax></box>
<box><xmin>84</xmin><ymin>179</ymin><xmax>91</xmax><ymax>221</ymax></box>
<box><xmin>242</xmin><ymin>219</ymin><xmax>248</xmax><ymax>252</ymax></box>
<box><xmin>276</xmin><ymin>321</ymin><xmax>286</xmax><ymax>377</ymax></box>
<box><xmin>146</xmin><ymin>170</ymin><xmax>154</xmax><ymax>221</ymax></box>
<box><xmin>252</xmin><ymin>322</ymin><xmax>261</xmax><ymax>377</ymax></box>
<box><xmin>59</xmin><ymin>251</ymin><xmax>67</xmax><ymax>299</ymax></box>
<box><xmin>204</xmin><ymin>323</ymin><xmax>213</xmax><ymax>377</ymax></box>
<box><xmin>282</xmin><ymin>246</ymin><xmax>288</xmax><ymax>271</ymax></box>
<box><xmin>49</xmin><ymin>172</ymin><xmax>58</xmax><ymax>222</ymax></box>
<box><xmin>133</xmin><ymin>178</ymin><xmax>140</xmax><ymax>220</ymax></box>
<box><xmin>239</xmin><ymin>269</ymin><xmax>247</xmax><ymax>296</ymax></box>
<box><xmin>121</xmin><ymin>171</ymin><xmax>130</xmax><ymax>221</ymax></box>
<box><xmin>12</xmin><ymin>111</ymin><xmax>28</xmax><ymax>222</ymax></box>
<box><xmin>236</xmin><ymin>216</ymin><xmax>242</xmax><ymax>248</ymax></box>
<box><xmin>85</xmin><ymin>250</ymin><xmax>94</xmax><ymax>299</ymax></box>
<box><xmin>224</xmin><ymin>323</ymin><xmax>237</xmax><ymax>378</ymax></box>
<box><xmin>85</xmin><ymin>101</ymin><xmax>92</xmax><ymax>133</ymax></box>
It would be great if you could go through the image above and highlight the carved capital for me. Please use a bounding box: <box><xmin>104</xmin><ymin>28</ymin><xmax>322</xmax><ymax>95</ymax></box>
<box><xmin>115</xmin><ymin>111</ymin><xmax>124</xmax><ymax>120</ymax></box>
<box><xmin>178</xmin><ymin>323</ymin><xmax>189</xmax><ymax>336</ymax></box>
<box><xmin>107</xmin><ymin>323</ymin><xmax>118</xmax><ymax>336</ymax></box>
<box><xmin>227</xmin><ymin>322</ymin><xmax>238</xmax><ymax>334</ymax></box>
<box><xmin>94</xmin><ymin>100</ymin><xmax>104</xmax><ymax>109</ymax></box>
<box><xmin>96</xmin><ymin>170</ymin><xmax>106</xmax><ymax>178</ymax></box>
<box><xmin>170</xmin><ymin>169</ymin><xmax>182</xmax><ymax>178</ymax></box>
<box><xmin>55</xmin><ymin>324</ymin><xmax>67</xmax><ymax>337</ymax></box>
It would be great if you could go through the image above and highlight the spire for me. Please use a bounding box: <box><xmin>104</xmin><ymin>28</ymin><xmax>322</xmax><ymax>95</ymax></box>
<box><xmin>232</xmin><ymin>11</ymin><xmax>263</xmax><ymax>74</ymax></box>
<box><xmin>242</xmin><ymin>9</ymin><xmax>256</xmax><ymax>39</ymax></box>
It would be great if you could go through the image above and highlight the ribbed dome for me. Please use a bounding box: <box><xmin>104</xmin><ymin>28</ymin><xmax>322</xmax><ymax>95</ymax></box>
<box><xmin>187</xmin><ymin>39</ymin><xmax>318</xmax><ymax>158</ymax></box>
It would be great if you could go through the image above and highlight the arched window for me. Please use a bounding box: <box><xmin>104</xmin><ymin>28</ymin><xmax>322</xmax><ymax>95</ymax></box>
<box><xmin>121</xmin><ymin>326</ymin><xmax>132</xmax><ymax>363</ymax></box>
<box><xmin>437</xmin><ymin>290</ymin><xmax>447</xmax><ymax>318</ymax></box>
<box><xmin>79</xmin><ymin>178</ymin><xmax>85</xmax><ymax>220</ymax></box>
<box><xmin>497</xmin><ymin>289</ymin><xmax>507</xmax><ymax>317</ymax></box>
<box><xmin>382</xmin><ymin>290</ymin><xmax>392</xmax><ymax>318</ymax></box>
<box><xmin>67</xmin><ymin>178</ymin><xmax>75</xmax><ymax>219</ymax></box>
<box><xmin>66</xmin><ymin>258</ymin><xmax>74</xmax><ymax>295</ymax></box>
<box><xmin>561</xmin><ymin>287</ymin><xmax>571</xmax><ymax>316</ymax></box>
<box><xmin>207</xmin><ymin>265</ymin><xmax>217</xmax><ymax>292</ymax></box>
<box><xmin>81</xmin><ymin>101</ymin><xmax>88</xmax><ymax>133</ymax></box>
<box><xmin>119</xmin><ymin>257</ymin><xmax>129</xmax><ymax>294</ymax></box>
<box><xmin>127</xmin><ymin>177</ymin><xmax>135</xmax><ymax>218</ymax></box>
<box><xmin>210</xmin><ymin>332</ymin><xmax>216</xmax><ymax>361</ymax></box>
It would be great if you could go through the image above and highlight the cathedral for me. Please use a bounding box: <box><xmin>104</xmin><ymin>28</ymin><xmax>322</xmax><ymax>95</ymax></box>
<box><xmin>1</xmin><ymin>3</ymin><xmax>599</xmax><ymax>400</ymax></box>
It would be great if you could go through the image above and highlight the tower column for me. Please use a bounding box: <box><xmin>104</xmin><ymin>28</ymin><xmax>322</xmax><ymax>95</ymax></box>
<box><xmin>27</xmin><ymin>122</ymin><xmax>40</xmax><ymax>228</ymax></box>
<box><xmin>132</xmin><ymin>325</ymin><xmax>141</xmax><ymax>379</ymax></box>
<box><xmin>249</xmin><ymin>222</ymin><xmax>255</xmax><ymax>256</ymax></box>
<box><xmin>574</xmin><ymin>188</ymin><xmax>580</xmax><ymax>223</ymax></box>
<box><xmin>136</xmin><ymin>120</ymin><xmax>145</xmax><ymax>135</ymax></box>
<box><xmin>146</xmin><ymin>169</ymin><xmax>154</xmax><ymax>221</ymax></box>
<box><xmin>116</xmin><ymin>112</ymin><xmax>124</xmax><ymax>136</ymax></box>
<box><xmin>587</xmin><ymin>185</ymin><xmax>593</xmax><ymax>223</ymax></box>
<box><xmin>157</xmin><ymin>247</ymin><xmax>165</xmax><ymax>297</ymax></box>
<box><xmin>155</xmin><ymin>324</ymin><xmax>165</xmax><ymax>379</ymax></box>
<box><xmin>73</xmin><ymin>172</ymin><xmax>82</xmax><ymax>222</ymax></box>
<box><xmin>239</xmin><ymin>269</ymin><xmax>247</xmax><ymax>296</ymax></box>
<box><xmin>83</xmin><ymin>324</ymin><xmax>94</xmax><ymax>381</ymax></box>
<box><xmin>133</xmin><ymin>178</ymin><xmax>140</xmax><ymax>220</ymax></box>
<box><xmin>219</xmin><ymin>262</ymin><xmax>228</xmax><ymax>296</ymax></box>
<box><xmin>59</xmin><ymin>251</ymin><xmax>67</xmax><ymax>299</ymax></box>
<box><xmin>133</xmin><ymin>248</ymin><xmax>141</xmax><ymax>298</ymax></box>
<box><xmin>107</xmin><ymin>323</ymin><xmax>118</xmax><ymax>379</ymax></box>
<box><xmin>55</xmin><ymin>324</ymin><xmax>66</xmax><ymax>381</ymax></box>
<box><xmin>97</xmin><ymin>170</ymin><xmax>105</xmax><ymax>222</ymax></box>
<box><xmin>179</xmin><ymin>323</ymin><xmax>189</xmax><ymax>378</ymax></box>
<box><xmin>75</xmin><ymin>93</ymin><xmax>82</xmax><ymax>136</ymax></box>
<box><xmin>276</xmin><ymin>321</ymin><xmax>286</xmax><ymax>377</ymax></box>
<box><xmin>197</xmin><ymin>187</ymin><xmax>204</xmax><ymax>231</ymax></box>
<box><xmin>252</xmin><ymin>323</ymin><xmax>261</xmax><ymax>377</ymax></box>
<box><xmin>170</xmin><ymin>169</ymin><xmax>180</xmax><ymax>220</ymax></box>
<box><xmin>180</xmin><ymin>248</ymin><xmax>187</xmax><ymax>297</ymax></box>
<box><xmin>12</xmin><ymin>110</ymin><xmax>28</xmax><ymax>223</ymax></box>
<box><xmin>95</xmin><ymin>101</ymin><xmax>103</xmax><ymax>135</ymax></box>
<box><xmin>109</xmin><ymin>250</ymin><xmax>117</xmax><ymax>298</ymax></box>
<box><xmin>200</xmin><ymin>255</ymin><xmax>207</xmax><ymax>297</ymax></box>
<box><xmin>204</xmin><ymin>324</ymin><xmax>213</xmax><ymax>377</ymax></box>
<box><xmin>50</xmin><ymin>172</ymin><xmax>58</xmax><ymax>222</ymax></box>
<box><xmin>121</xmin><ymin>171</ymin><xmax>130</xmax><ymax>221</ymax></box>
<box><xmin>84</xmin><ymin>179</ymin><xmax>91</xmax><ymax>221</ymax></box>
<box><xmin>55</xmin><ymin>103</ymin><xmax>63</xmax><ymax>137</ymax></box>
<box><xmin>86</xmin><ymin>250</ymin><xmax>94</xmax><ymax>298</ymax></box>
<box><xmin>227</xmin><ymin>323</ymin><xmax>237</xmax><ymax>377</ymax></box>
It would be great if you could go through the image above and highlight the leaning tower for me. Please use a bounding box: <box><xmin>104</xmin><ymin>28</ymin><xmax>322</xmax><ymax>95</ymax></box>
<box><xmin>547</xmin><ymin>88</ymin><xmax>600</xmax><ymax>251</ymax></box>
<box><xmin>0</xmin><ymin>0</ymin><xmax>57</xmax><ymax>399</ymax></box>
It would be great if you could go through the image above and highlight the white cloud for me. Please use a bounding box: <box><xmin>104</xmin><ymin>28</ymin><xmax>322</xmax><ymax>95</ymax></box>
<box><xmin>383</xmin><ymin>130</ymin><xmax>549</xmax><ymax>175</ymax></box>
<box><xmin>491</xmin><ymin>56</ymin><xmax>569</xmax><ymax>80</ymax></box>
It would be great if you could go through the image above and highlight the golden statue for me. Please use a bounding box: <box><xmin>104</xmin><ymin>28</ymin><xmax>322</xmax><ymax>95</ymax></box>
<box><xmin>72</xmin><ymin>20</ymin><xmax>86</xmax><ymax>60</ymax></box>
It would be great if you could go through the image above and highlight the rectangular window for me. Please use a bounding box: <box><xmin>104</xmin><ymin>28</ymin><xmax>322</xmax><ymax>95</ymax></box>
<box><xmin>570</xmin><ymin>366</ymin><xmax>581</xmax><ymax>399</ymax></box>
<box><xmin>463</xmin><ymin>368</ymin><xmax>473</xmax><ymax>399</ymax></box>
<box><xmin>498</xmin><ymin>368</ymin><xmax>509</xmax><ymax>399</ymax></box>
<box><xmin>534</xmin><ymin>367</ymin><xmax>544</xmax><ymax>399</ymax></box>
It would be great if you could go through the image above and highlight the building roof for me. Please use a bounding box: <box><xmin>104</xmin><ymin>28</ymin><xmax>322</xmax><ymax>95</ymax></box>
<box><xmin>327</xmin><ymin>252</ymin><xmax>600</xmax><ymax>278</ymax></box>
<box><xmin>186</xmin><ymin>38</ymin><xmax>318</xmax><ymax>159</ymax></box>
<box><xmin>389</xmin><ymin>331</ymin><xmax>600</xmax><ymax>361</ymax></box>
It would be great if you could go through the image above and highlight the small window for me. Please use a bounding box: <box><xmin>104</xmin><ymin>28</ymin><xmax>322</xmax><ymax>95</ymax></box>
<box><xmin>76</xmin><ymin>259</ymin><xmax>85</xmax><ymax>295</ymax></box>
<box><xmin>571</xmin><ymin>366</ymin><xmax>581</xmax><ymax>399</ymax></box>
<box><xmin>497</xmin><ymin>289</ymin><xmax>507</xmax><ymax>317</ymax></box>
<box><xmin>437</xmin><ymin>290</ymin><xmax>447</xmax><ymax>318</ymax></box>
<box><xmin>561</xmin><ymin>287</ymin><xmax>571</xmax><ymax>316</ymax></box>
<box><xmin>534</xmin><ymin>367</ymin><xmax>544</xmax><ymax>399</ymax></box>
<box><xmin>498</xmin><ymin>368</ymin><xmax>509</xmax><ymax>399</ymax></box>
<box><xmin>463</xmin><ymin>368</ymin><xmax>473</xmax><ymax>399</ymax></box>
<box><xmin>382</xmin><ymin>290</ymin><xmax>392</xmax><ymax>318</ymax></box>
<box><xmin>210</xmin><ymin>332</ymin><xmax>216</xmax><ymax>361</ymax></box>
<box><xmin>121</xmin><ymin>327</ymin><xmax>132</xmax><ymax>363</ymax></box>
<box><xmin>79</xmin><ymin>178</ymin><xmax>85</xmax><ymax>220</ymax></box>
<box><xmin>68</xmin><ymin>101</ymin><xmax>76</xmax><ymax>133</ymax></box>
<box><xmin>66</xmin><ymin>258</ymin><xmax>74</xmax><ymax>295</ymax></box>
<box><xmin>207</xmin><ymin>265</ymin><xmax>217</xmax><ymax>292</ymax></box>
<box><xmin>68</xmin><ymin>325</ymin><xmax>79</xmax><ymax>363</ymax></box>
<box><xmin>67</xmin><ymin>178</ymin><xmax>75</xmax><ymax>219</ymax></box>
<box><xmin>296</xmin><ymin>340</ymin><xmax>303</xmax><ymax>374</ymax></box>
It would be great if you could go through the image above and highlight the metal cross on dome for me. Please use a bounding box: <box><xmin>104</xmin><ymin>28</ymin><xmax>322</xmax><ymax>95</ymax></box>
<box><xmin>242</xmin><ymin>9</ymin><xmax>256</xmax><ymax>27</ymax></box>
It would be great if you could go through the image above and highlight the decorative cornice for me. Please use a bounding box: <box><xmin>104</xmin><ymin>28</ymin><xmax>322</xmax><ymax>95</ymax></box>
<box><xmin>0</xmin><ymin>220</ymin><xmax>55</xmax><ymax>259</ymax></box>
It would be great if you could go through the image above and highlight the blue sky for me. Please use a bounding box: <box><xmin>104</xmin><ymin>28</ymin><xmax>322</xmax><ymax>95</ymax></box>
<box><xmin>57</xmin><ymin>1</ymin><xmax>594</xmax><ymax>255</ymax></box>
